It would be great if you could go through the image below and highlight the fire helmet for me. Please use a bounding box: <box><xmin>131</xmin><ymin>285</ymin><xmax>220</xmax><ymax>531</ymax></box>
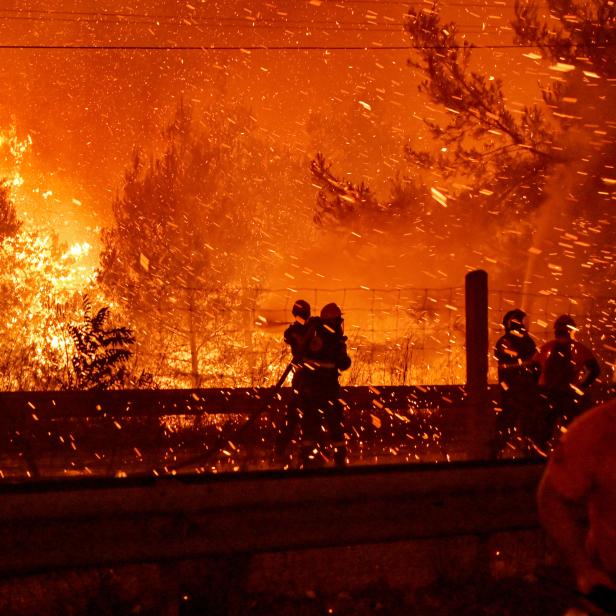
<box><xmin>292</xmin><ymin>299</ymin><xmax>310</xmax><ymax>320</ymax></box>
<box><xmin>320</xmin><ymin>302</ymin><xmax>343</xmax><ymax>322</ymax></box>
<box><xmin>554</xmin><ymin>314</ymin><xmax>576</xmax><ymax>335</ymax></box>
<box><xmin>502</xmin><ymin>309</ymin><xmax>526</xmax><ymax>330</ymax></box>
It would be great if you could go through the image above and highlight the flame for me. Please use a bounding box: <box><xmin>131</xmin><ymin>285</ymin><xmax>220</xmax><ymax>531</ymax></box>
<box><xmin>1</xmin><ymin>124</ymin><xmax>97</xmax><ymax>293</ymax></box>
<box><xmin>64</xmin><ymin>241</ymin><xmax>92</xmax><ymax>260</ymax></box>
<box><xmin>0</xmin><ymin>126</ymin><xmax>31</xmax><ymax>189</ymax></box>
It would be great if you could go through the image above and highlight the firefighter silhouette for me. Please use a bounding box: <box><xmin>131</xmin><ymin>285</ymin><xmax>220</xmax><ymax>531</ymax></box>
<box><xmin>536</xmin><ymin>314</ymin><xmax>600</xmax><ymax>436</ymax></box>
<box><xmin>493</xmin><ymin>309</ymin><xmax>540</xmax><ymax>452</ymax></box>
<box><xmin>275</xmin><ymin>299</ymin><xmax>313</xmax><ymax>462</ymax></box>
<box><xmin>295</xmin><ymin>302</ymin><xmax>351</xmax><ymax>468</ymax></box>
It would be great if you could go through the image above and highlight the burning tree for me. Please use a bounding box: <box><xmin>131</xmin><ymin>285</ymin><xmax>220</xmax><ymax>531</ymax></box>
<box><xmin>0</xmin><ymin>226</ymin><xmax>85</xmax><ymax>390</ymax></box>
<box><xmin>308</xmin><ymin>4</ymin><xmax>562</xmax><ymax>283</ymax></box>
<box><xmin>310</xmin><ymin>152</ymin><xmax>434</xmax><ymax>234</ymax></box>
<box><xmin>1</xmin><ymin>178</ymin><xmax>138</xmax><ymax>390</ymax></box>
<box><xmin>1</xmin><ymin>170</ymin><xmax>139</xmax><ymax>390</ymax></box>
<box><xmin>403</xmin><ymin>3</ymin><xmax>558</xmax><ymax>227</ymax></box>
<box><xmin>99</xmin><ymin>102</ymin><xmax>294</xmax><ymax>387</ymax></box>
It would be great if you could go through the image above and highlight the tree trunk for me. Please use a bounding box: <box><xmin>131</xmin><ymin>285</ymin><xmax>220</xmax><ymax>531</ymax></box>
<box><xmin>187</xmin><ymin>287</ymin><xmax>200</xmax><ymax>389</ymax></box>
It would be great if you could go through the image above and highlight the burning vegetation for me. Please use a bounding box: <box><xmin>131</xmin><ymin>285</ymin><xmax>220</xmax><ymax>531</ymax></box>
<box><xmin>0</xmin><ymin>0</ymin><xmax>613</xmax><ymax>392</ymax></box>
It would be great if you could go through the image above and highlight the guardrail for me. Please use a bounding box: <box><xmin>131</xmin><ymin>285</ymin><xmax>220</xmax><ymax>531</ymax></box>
<box><xmin>0</xmin><ymin>459</ymin><xmax>544</xmax><ymax>577</ymax></box>
<box><xmin>0</xmin><ymin>384</ymin><xmax>614</xmax><ymax>479</ymax></box>
<box><xmin>0</xmin><ymin>384</ymin><xmax>471</xmax><ymax>479</ymax></box>
<box><xmin>0</xmin><ymin>384</ymin><xmax>468</xmax><ymax>418</ymax></box>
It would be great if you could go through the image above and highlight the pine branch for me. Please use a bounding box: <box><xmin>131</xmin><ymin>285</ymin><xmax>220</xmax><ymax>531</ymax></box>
<box><xmin>513</xmin><ymin>0</ymin><xmax>616</xmax><ymax>77</ymax></box>
<box><xmin>405</xmin><ymin>2</ymin><xmax>556</xmax><ymax>158</ymax></box>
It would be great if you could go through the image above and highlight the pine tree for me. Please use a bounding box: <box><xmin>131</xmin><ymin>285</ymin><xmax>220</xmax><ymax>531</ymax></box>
<box><xmin>310</xmin><ymin>152</ymin><xmax>432</xmax><ymax>233</ymax></box>
<box><xmin>99</xmin><ymin>101</ymin><xmax>284</xmax><ymax>387</ymax></box>
<box><xmin>513</xmin><ymin>0</ymin><xmax>615</xmax><ymax>79</ymax></box>
<box><xmin>310</xmin><ymin>152</ymin><xmax>379</xmax><ymax>227</ymax></box>
<box><xmin>404</xmin><ymin>2</ymin><xmax>558</xmax><ymax>217</ymax></box>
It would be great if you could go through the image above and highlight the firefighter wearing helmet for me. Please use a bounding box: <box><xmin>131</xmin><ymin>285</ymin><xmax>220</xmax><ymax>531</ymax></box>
<box><xmin>493</xmin><ymin>308</ymin><xmax>541</xmax><ymax>454</ymax></box>
<box><xmin>295</xmin><ymin>302</ymin><xmax>351</xmax><ymax>468</ymax></box>
<box><xmin>276</xmin><ymin>299</ymin><xmax>314</xmax><ymax>462</ymax></box>
<box><xmin>536</xmin><ymin>314</ymin><xmax>600</xmax><ymax>436</ymax></box>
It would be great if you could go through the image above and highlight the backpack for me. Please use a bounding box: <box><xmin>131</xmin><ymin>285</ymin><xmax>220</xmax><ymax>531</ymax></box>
<box><xmin>543</xmin><ymin>341</ymin><xmax>576</xmax><ymax>390</ymax></box>
<box><xmin>304</xmin><ymin>319</ymin><xmax>349</xmax><ymax>368</ymax></box>
<box><xmin>305</xmin><ymin>320</ymin><xmax>330</xmax><ymax>360</ymax></box>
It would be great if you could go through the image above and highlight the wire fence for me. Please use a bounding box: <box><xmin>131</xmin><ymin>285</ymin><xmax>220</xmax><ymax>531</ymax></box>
<box><xmin>488</xmin><ymin>288</ymin><xmax>615</xmax><ymax>382</ymax></box>
<box><xmin>144</xmin><ymin>286</ymin><xmax>615</xmax><ymax>388</ymax></box>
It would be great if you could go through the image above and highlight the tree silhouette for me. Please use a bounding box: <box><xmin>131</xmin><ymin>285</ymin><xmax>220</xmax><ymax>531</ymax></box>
<box><xmin>513</xmin><ymin>0</ymin><xmax>615</xmax><ymax>79</ymax></box>
<box><xmin>99</xmin><ymin>101</ymin><xmax>289</xmax><ymax>387</ymax></box>
<box><xmin>310</xmin><ymin>152</ymin><xmax>433</xmax><ymax>233</ymax></box>
<box><xmin>69</xmin><ymin>296</ymin><xmax>135</xmax><ymax>390</ymax></box>
<box><xmin>310</xmin><ymin>152</ymin><xmax>379</xmax><ymax>227</ymax></box>
<box><xmin>404</xmin><ymin>2</ymin><xmax>559</xmax><ymax>216</ymax></box>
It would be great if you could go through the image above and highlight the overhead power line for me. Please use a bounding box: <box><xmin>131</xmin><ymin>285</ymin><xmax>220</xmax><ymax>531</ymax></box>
<box><xmin>0</xmin><ymin>20</ymin><xmax>503</xmax><ymax>35</ymax></box>
<box><xmin>0</xmin><ymin>43</ymin><xmax>610</xmax><ymax>51</ymax></box>
<box><xmin>0</xmin><ymin>3</ymin><xmax>545</xmax><ymax>20</ymax></box>
<box><xmin>0</xmin><ymin>11</ymin><xmax>520</xmax><ymax>31</ymax></box>
<box><xmin>0</xmin><ymin>15</ymin><xmax>494</xmax><ymax>31</ymax></box>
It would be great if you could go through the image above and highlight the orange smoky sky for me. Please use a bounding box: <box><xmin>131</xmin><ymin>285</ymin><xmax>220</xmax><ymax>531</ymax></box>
<box><xmin>0</xmin><ymin>1</ymin><xmax>549</xmax><ymax>282</ymax></box>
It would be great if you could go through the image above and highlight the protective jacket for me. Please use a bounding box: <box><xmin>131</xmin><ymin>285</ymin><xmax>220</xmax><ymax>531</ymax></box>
<box><xmin>283</xmin><ymin>317</ymin><xmax>318</xmax><ymax>388</ymax></box>
<box><xmin>300</xmin><ymin>319</ymin><xmax>351</xmax><ymax>396</ymax></box>
<box><xmin>537</xmin><ymin>338</ymin><xmax>600</xmax><ymax>391</ymax></box>
<box><xmin>494</xmin><ymin>331</ymin><xmax>538</xmax><ymax>386</ymax></box>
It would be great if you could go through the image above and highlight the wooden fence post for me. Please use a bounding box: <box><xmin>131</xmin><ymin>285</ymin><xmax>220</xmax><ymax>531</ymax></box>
<box><xmin>465</xmin><ymin>270</ymin><xmax>492</xmax><ymax>459</ymax></box>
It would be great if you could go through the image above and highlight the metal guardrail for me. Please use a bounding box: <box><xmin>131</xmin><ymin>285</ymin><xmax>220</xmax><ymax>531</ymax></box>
<box><xmin>1</xmin><ymin>383</ymin><xmax>612</xmax><ymax>419</ymax></box>
<box><xmin>0</xmin><ymin>459</ymin><xmax>544</xmax><ymax>577</ymax></box>
<box><xmin>0</xmin><ymin>384</ymin><xmax>613</xmax><ymax>479</ymax></box>
<box><xmin>0</xmin><ymin>385</ymin><xmax>471</xmax><ymax>477</ymax></box>
<box><xmin>0</xmin><ymin>384</ymin><xmax>469</xmax><ymax>419</ymax></box>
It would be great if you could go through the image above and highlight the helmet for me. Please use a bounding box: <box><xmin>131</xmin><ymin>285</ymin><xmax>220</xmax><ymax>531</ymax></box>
<box><xmin>502</xmin><ymin>309</ymin><xmax>526</xmax><ymax>330</ymax></box>
<box><xmin>320</xmin><ymin>302</ymin><xmax>343</xmax><ymax>321</ymax></box>
<box><xmin>554</xmin><ymin>314</ymin><xmax>576</xmax><ymax>335</ymax></box>
<box><xmin>291</xmin><ymin>299</ymin><xmax>310</xmax><ymax>321</ymax></box>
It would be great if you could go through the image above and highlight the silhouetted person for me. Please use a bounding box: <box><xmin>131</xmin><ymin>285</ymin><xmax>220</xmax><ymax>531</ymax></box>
<box><xmin>538</xmin><ymin>398</ymin><xmax>616</xmax><ymax>597</ymax></box>
<box><xmin>537</xmin><ymin>315</ymin><xmax>600</xmax><ymax>438</ymax></box>
<box><xmin>494</xmin><ymin>309</ymin><xmax>540</xmax><ymax>452</ymax></box>
<box><xmin>297</xmin><ymin>302</ymin><xmax>351</xmax><ymax>468</ymax></box>
<box><xmin>275</xmin><ymin>299</ymin><xmax>313</xmax><ymax>463</ymax></box>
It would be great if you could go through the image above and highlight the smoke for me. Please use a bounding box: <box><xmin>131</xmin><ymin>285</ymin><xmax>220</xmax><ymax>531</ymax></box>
<box><xmin>522</xmin><ymin>72</ymin><xmax>615</xmax><ymax>307</ymax></box>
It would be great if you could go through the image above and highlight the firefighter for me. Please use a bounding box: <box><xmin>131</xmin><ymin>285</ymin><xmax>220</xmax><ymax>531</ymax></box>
<box><xmin>297</xmin><ymin>302</ymin><xmax>351</xmax><ymax>468</ymax></box>
<box><xmin>493</xmin><ymin>309</ymin><xmax>540</xmax><ymax>452</ymax></box>
<box><xmin>536</xmin><ymin>314</ymin><xmax>600</xmax><ymax>436</ymax></box>
<box><xmin>275</xmin><ymin>299</ymin><xmax>313</xmax><ymax>462</ymax></box>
